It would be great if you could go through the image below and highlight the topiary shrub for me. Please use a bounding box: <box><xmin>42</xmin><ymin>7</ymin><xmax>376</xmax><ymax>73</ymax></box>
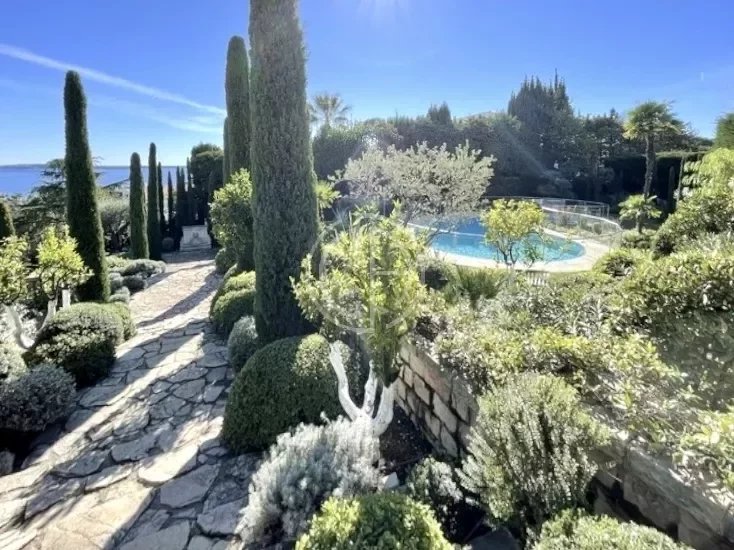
<box><xmin>210</xmin><ymin>271</ymin><xmax>256</xmax><ymax>316</ymax></box>
<box><xmin>215</xmin><ymin>247</ymin><xmax>237</xmax><ymax>275</ymax></box>
<box><xmin>117</xmin><ymin>258</ymin><xmax>165</xmax><ymax>278</ymax></box>
<box><xmin>0</xmin><ymin>343</ymin><xmax>27</xmax><ymax>382</ymax></box>
<box><xmin>243</xmin><ymin>418</ymin><xmax>380</xmax><ymax>543</ymax></box>
<box><xmin>459</xmin><ymin>374</ymin><xmax>608</xmax><ymax>537</ymax></box>
<box><xmin>227</xmin><ymin>316</ymin><xmax>259</xmax><ymax>372</ymax></box>
<box><xmin>223</xmin><ymin>334</ymin><xmax>351</xmax><ymax>452</ymax></box>
<box><xmin>110</xmin><ymin>286</ymin><xmax>131</xmax><ymax>304</ymax></box>
<box><xmin>122</xmin><ymin>274</ymin><xmax>146</xmax><ymax>292</ymax></box>
<box><xmin>212</xmin><ymin>287</ymin><xmax>256</xmax><ymax>336</ymax></box>
<box><xmin>104</xmin><ymin>302</ymin><xmax>136</xmax><ymax>340</ymax></box>
<box><xmin>0</xmin><ymin>365</ymin><xmax>76</xmax><ymax>432</ymax></box>
<box><xmin>109</xmin><ymin>271</ymin><xmax>124</xmax><ymax>292</ymax></box>
<box><xmin>406</xmin><ymin>457</ymin><xmax>467</xmax><ymax>540</ymax></box>
<box><xmin>532</xmin><ymin>510</ymin><xmax>689</xmax><ymax>550</ymax></box>
<box><xmin>27</xmin><ymin>303</ymin><xmax>124</xmax><ymax>386</ymax></box>
<box><xmin>161</xmin><ymin>236</ymin><xmax>175</xmax><ymax>253</ymax></box>
<box><xmin>592</xmin><ymin>248</ymin><xmax>648</xmax><ymax>278</ymax></box>
<box><xmin>296</xmin><ymin>493</ymin><xmax>452</xmax><ymax>550</ymax></box>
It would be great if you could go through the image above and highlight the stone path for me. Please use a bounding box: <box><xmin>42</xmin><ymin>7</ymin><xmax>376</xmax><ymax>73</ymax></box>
<box><xmin>0</xmin><ymin>251</ymin><xmax>260</xmax><ymax>550</ymax></box>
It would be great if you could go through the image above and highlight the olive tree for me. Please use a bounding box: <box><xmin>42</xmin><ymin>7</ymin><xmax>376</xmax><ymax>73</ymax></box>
<box><xmin>293</xmin><ymin>208</ymin><xmax>426</xmax><ymax>435</ymax></box>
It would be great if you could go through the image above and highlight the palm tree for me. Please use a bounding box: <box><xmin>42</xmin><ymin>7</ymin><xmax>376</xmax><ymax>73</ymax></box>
<box><xmin>309</xmin><ymin>93</ymin><xmax>351</xmax><ymax>128</ymax></box>
<box><xmin>623</xmin><ymin>101</ymin><xmax>684</xmax><ymax>198</ymax></box>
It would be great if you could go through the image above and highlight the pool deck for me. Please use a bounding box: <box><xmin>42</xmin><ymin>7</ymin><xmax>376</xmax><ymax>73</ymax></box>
<box><xmin>432</xmin><ymin>234</ymin><xmax>611</xmax><ymax>273</ymax></box>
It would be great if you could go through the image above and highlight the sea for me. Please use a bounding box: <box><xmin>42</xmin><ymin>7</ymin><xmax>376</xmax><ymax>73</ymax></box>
<box><xmin>0</xmin><ymin>165</ymin><xmax>181</xmax><ymax>197</ymax></box>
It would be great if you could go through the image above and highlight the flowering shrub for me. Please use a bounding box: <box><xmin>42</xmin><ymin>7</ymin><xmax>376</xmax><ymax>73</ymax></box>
<box><xmin>242</xmin><ymin>418</ymin><xmax>380</xmax><ymax>542</ymax></box>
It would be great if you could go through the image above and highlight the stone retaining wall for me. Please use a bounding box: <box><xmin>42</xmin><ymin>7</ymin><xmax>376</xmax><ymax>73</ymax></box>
<box><xmin>396</xmin><ymin>343</ymin><xmax>734</xmax><ymax>550</ymax></box>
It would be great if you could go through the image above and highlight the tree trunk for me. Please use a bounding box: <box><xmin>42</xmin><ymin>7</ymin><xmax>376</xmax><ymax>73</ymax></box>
<box><xmin>643</xmin><ymin>135</ymin><xmax>655</xmax><ymax>198</ymax></box>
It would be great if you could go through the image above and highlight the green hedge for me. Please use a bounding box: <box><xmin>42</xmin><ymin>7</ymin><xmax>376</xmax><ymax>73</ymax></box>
<box><xmin>212</xmin><ymin>288</ymin><xmax>255</xmax><ymax>336</ymax></box>
<box><xmin>211</xmin><ymin>271</ymin><xmax>256</xmax><ymax>315</ymax></box>
<box><xmin>296</xmin><ymin>493</ymin><xmax>452</xmax><ymax>550</ymax></box>
<box><xmin>27</xmin><ymin>303</ymin><xmax>125</xmax><ymax>386</ymax></box>
<box><xmin>223</xmin><ymin>334</ymin><xmax>348</xmax><ymax>452</ymax></box>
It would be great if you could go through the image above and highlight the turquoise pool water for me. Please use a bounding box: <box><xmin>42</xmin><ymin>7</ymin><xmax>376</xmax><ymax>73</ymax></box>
<box><xmin>424</xmin><ymin>217</ymin><xmax>585</xmax><ymax>262</ymax></box>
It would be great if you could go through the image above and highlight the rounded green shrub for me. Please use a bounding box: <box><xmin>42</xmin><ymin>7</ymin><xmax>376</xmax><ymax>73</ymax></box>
<box><xmin>27</xmin><ymin>303</ymin><xmax>124</xmax><ymax>386</ymax></box>
<box><xmin>110</xmin><ymin>286</ymin><xmax>131</xmax><ymax>304</ymax></box>
<box><xmin>533</xmin><ymin>510</ymin><xmax>689</xmax><ymax>549</ymax></box>
<box><xmin>223</xmin><ymin>334</ymin><xmax>348</xmax><ymax>452</ymax></box>
<box><xmin>227</xmin><ymin>316</ymin><xmax>258</xmax><ymax>372</ymax></box>
<box><xmin>161</xmin><ymin>236</ymin><xmax>175</xmax><ymax>253</ymax></box>
<box><xmin>212</xmin><ymin>287</ymin><xmax>256</xmax><ymax>336</ymax></box>
<box><xmin>0</xmin><ymin>343</ymin><xmax>27</xmax><ymax>382</ymax></box>
<box><xmin>296</xmin><ymin>493</ymin><xmax>452</xmax><ymax>550</ymax></box>
<box><xmin>592</xmin><ymin>248</ymin><xmax>648</xmax><ymax>278</ymax></box>
<box><xmin>215</xmin><ymin>247</ymin><xmax>236</xmax><ymax>275</ymax></box>
<box><xmin>122</xmin><ymin>274</ymin><xmax>146</xmax><ymax>292</ymax></box>
<box><xmin>210</xmin><ymin>270</ymin><xmax>256</xmax><ymax>316</ymax></box>
<box><xmin>0</xmin><ymin>364</ymin><xmax>76</xmax><ymax>432</ymax></box>
<box><xmin>109</xmin><ymin>271</ymin><xmax>124</xmax><ymax>292</ymax></box>
<box><xmin>105</xmin><ymin>302</ymin><xmax>136</xmax><ymax>340</ymax></box>
<box><xmin>459</xmin><ymin>374</ymin><xmax>608</xmax><ymax>535</ymax></box>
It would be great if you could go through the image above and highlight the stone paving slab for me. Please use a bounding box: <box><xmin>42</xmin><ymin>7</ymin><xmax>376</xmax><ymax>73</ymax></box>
<box><xmin>0</xmin><ymin>252</ymin><xmax>259</xmax><ymax>549</ymax></box>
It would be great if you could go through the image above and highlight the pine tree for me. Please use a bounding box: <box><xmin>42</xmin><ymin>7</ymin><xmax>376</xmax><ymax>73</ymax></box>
<box><xmin>147</xmin><ymin>143</ymin><xmax>162</xmax><ymax>260</ymax></box>
<box><xmin>0</xmin><ymin>199</ymin><xmax>15</xmax><ymax>240</ymax></box>
<box><xmin>128</xmin><ymin>152</ymin><xmax>149</xmax><ymax>259</ymax></box>
<box><xmin>167</xmin><ymin>171</ymin><xmax>174</xmax><ymax>223</ymax></box>
<box><xmin>250</xmin><ymin>0</ymin><xmax>319</xmax><ymax>343</ymax></box>
<box><xmin>223</xmin><ymin>116</ymin><xmax>231</xmax><ymax>184</ymax></box>
<box><xmin>63</xmin><ymin>71</ymin><xmax>109</xmax><ymax>301</ymax></box>
<box><xmin>225</xmin><ymin>35</ymin><xmax>251</xmax><ymax>177</ymax></box>
<box><xmin>157</xmin><ymin>161</ymin><xmax>165</xmax><ymax>230</ymax></box>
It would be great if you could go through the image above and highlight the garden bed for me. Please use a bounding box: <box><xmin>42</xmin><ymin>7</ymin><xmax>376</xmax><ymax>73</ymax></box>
<box><xmin>396</xmin><ymin>342</ymin><xmax>734</xmax><ymax>549</ymax></box>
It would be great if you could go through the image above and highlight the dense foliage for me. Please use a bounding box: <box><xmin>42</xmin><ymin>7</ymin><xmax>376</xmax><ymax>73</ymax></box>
<box><xmin>481</xmin><ymin>199</ymin><xmax>547</xmax><ymax>267</ymax></box>
<box><xmin>210</xmin><ymin>270</ymin><xmax>256</xmax><ymax>316</ymax></box>
<box><xmin>0</xmin><ymin>199</ymin><xmax>15</xmax><ymax>239</ymax></box>
<box><xmin>129</xmin><ymin>152</ymin><xmax>148</xmax><ymax>258</ymax></box>
<box><xmin>225</xmin><ymin>36</ymin><xmax>251</xmax><ymax>179</ymax></box>
<box><xmin>460</xmin><ymin>374</ymin><xmax>608</xmax><ymax>536</ymax></box>
<box><xmin>35</xmin><ymin>225</ymin><xmax>91</xmax><ymax>308</ymax></box>
<box><xmin>147</xmin><ymin>143</ymin><xmax>162</xmax><ymax>261</ymax></box>
<box><xmin>211</xmin><ymin>287</ymin><xmax>255</xmax><ymax>336</ymax></box>
<box><xmin>296</xmin><ymin>493</ymin><xmax>452</xmax><ymax>550</ymax></box>
<box><xmin>533</xmin><ymin>510</ymin><xmax>688</xmax><ymax>549</ymax></box>
<box><xmin>227</xmin><ymin>315</ymin><xmax>259</xmax><ymax>372</ymax></box>
<box><xmin>214</xmin><ymin>247</ymin><xmax>236</xmax><ymax>275</ymax></box>
<box><xmin>618</xmin><ymin>194</ymin><xmax>661</xmax><ymax>233</ymax></box>
<box><xmin>0</xmin><ymin>343</ymin><xmax>26</xmax><ymax>381</ymax></box>
<box><xmin>406</xmin><ymin>457</ymin><xmax>466</xmax><ymax>539</ymax></box>
<box><xmin>714</xmin><ymin>113</ymin><xmax>734</xmax><ymax>149</ymax></box>
<box><xmin>210</xmin><ymin>169</ymin><xmax>254</xmax><ymax>271</ymax></box>
<box><xmin>243</xmin><ymin>418</ymin><xmax>380</xmax><ymax>542</ymax></box>
<box><xmin>63</xmin><ymin>71</ymin><xmax>109</xmax><ymax>302</ymax></box>
<box><xmin>222</xmin><ymin>335</ymin><xmax>351</xmax><ymax>452</ymax></box>
<box><xmin>249</xmin><ymin>0</ymin><xmax>319</xmax><ymax>344</ymax></box>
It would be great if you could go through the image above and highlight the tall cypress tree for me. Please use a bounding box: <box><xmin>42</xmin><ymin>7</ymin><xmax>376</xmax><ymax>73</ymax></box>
<box><xmin>225</xmin><ymin>35</ymin><xmax>251</xmax><ymax>178</ymax></box>
<box><xmin>223</xmin><ymin>116</ymin><xmax>230</xmax><ymax>184</ymax></box>
<box><xmin>167</xmin><ymin>171</ymin><xmax>174</xmax><ymax>223</ymax></box>
<box><xmin>250</xmin><ymin>0</ymin><xmax>319</xmax><ymax>343</ymax></box>
<box><xmin>0</xmin><ymin>199</ymin><xmax>15</xmax><ymax>240</ymax></box>
<box><xmin>64</xmin><ymin>71</ymin><xmax>109</xmax><ymax>301</ymax></box>
<box><xmin>128</xmin><ymin>152</ymin><xmax>148</xmax><ymax>259</ymax></box>
<box><xmin>157</xmin><ymin>161</ymin><xmax>165</xmax><ymax>229</ymax></box>
<box><xmin>186</xmin><ymin>157</ymin><xmax>196</xmax><ymax>224</ymax></box>
<box><xmin>147</xmin><ymin>143</ymin><xmax>162</xmax><ymax>260</ymax></box>
<box><xmin>175</xmin><ymin>166</ymin><xmax>188</xmax><ymax>228</ymax></box>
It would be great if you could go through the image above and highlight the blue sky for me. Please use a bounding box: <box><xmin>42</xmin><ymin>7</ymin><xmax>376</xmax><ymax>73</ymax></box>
<box><xmin>0</xmin><ymin>0</ymin><xmax>732</xmax><ymax>166</ymax></box>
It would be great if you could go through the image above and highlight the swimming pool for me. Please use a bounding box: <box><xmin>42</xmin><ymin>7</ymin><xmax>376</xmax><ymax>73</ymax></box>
<box><xmin>417</xmin><ymin>217</ymin><xmax>585</xmax><ymax>263</ymax></box>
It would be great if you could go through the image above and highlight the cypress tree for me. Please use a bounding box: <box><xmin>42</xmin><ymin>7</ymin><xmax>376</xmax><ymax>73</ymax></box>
<box><xmin>128</xmin><ymin>152</ymin><xmax>148</xmax><ymax>259</ymax></box>
<box><xmin>225</xmin><ymin>36</ymin><xmax>251</xmax><ymax>177</ymax></box>
<box><xmin>64</xmin><ymin>71</ymin><xmax>109</xmax><ymax>302</ymax></box>
<box><xmin>186</xmin><ymin>158</ymin><xmax>196</xmax><ymax>224</ymax></box>
<box><xmin>0</xmin><ymin>199</ymin><xmax>15</xmax><ymax>240</ymax></box>
<box><xmin>167</xmin><ymin>171</ymin><xmax>174</xmax><ymax>223</ymax></box>
<box><xmin>249</xmin><ymin>0</ymin><xmax>319</xmax><ymax>343</ymax></box>
<box><xmin>157</xmin><ymin>161</ymin><xmax>165</xmax><ymax>228</ymax></box>
<box><xmin>223</xmin><ymin>116</ymin><xmax>231</xmax><ymax>184</ymax></box>
<box><xmin>175</xmin><ymin>166</ymin><xmax>188</xmax><ymax>231</ymax></box>
<box><xmin>147</xmin><ymin>143</ymin><xmax>162</xmax><ymax>260</ymax></box>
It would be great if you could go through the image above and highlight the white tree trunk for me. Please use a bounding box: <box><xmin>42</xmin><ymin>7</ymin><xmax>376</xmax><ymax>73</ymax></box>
<box><xmin>328</xmin><ymin>343</ymin><xmax>396</xmax><ymax>437</ymax></box>
<box><xmin>2</xmin><ymin>304</ymin><xmax>34</xmax><ymax>349</ymax></box>
<box><xmin>61</xmin><ymin>289</ymin><xmax>71</xmax><ymax>309</ymax></box>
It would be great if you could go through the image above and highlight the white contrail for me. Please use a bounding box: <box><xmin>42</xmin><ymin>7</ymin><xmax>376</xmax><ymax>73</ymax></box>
<box><xmin>0</xmin><ymin>43</ymin><xmax>225</xmax><ymax>116</ymax></box>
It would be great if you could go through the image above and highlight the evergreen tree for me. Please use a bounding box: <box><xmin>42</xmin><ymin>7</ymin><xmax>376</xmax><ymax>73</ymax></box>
<box><xmin>63</xmin><ymin>71</ymin><xmax>109</xmax><ymax>301</ymax></box>
<box><xmin>225</xmin><ymin>35</ymin><xmax>251</xmax><ymax>177</ymax></box>
<box><xmin>186</xmin><ymin>157</ymin><xmax>196</xmax><ymax>223</ymax></box>
<box><xmin>157</xmin><ymin>161</ymin><xmax>165</xmax><ymax>229</ymax></box>
<box><xmin>128</xmin><ymin>152</ymin><xmax>148</xmax><ymax>259</ymax></box>
<box><xmin>167</xmin><ymin>171</ymin><xmax>174</xmax><ymax>223</ymax></box>
<box><xmin>427</xmin><ymin>102</ymin><xmax>452</xmax><ymax>125</ymax></box>
<box><xmin>175</xmin><ymin>166</ymin><xmax>188</xmax><ymax>228</ymax></box>
<box><xmin>250</xmin><ymin>0</ymin><xmax>319</xmax><ymax>343</ymax></box>
<box><xmin>0</xmin><ymin>199</ymin><xmax>15</xmax><ymax>240</ymax></box>
<box><xmin>715</xmin><ymin>113</ymin><xmax>734</xmax><ymax>149</ymax></box>
<box><xmin>147</xmin><ymin>143</ymin><xmax>162</xmax><ymax>259</ymax></box>
<box><xmin>223</xmin><ymin>117</ymin><xmax>231</xmax><ymax>184</ymax></box>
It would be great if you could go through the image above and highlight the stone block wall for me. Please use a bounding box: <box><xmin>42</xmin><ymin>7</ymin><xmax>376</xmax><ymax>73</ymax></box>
<box><xmin>396</xmin><ymin>342</ymin><xmax>734</xmax><ymax>550</ymax></box>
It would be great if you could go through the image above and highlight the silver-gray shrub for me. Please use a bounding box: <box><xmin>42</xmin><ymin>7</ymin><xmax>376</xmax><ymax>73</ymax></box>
<box><xmin>241</xmin><ymin>417</ymin><xmax>380</xmax><ymax>542</ymax></box>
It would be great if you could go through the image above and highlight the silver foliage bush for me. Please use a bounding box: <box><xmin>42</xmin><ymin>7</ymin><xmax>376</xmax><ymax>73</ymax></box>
<box><xmin>241</xmin><ymin>417</ymin><xmax>380</xmax><ymax>542</ymax></box>
<box><xmin>0</xmin><ymin>364</ymin><xmax>76</xmax><ymax>432</ymax></box>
